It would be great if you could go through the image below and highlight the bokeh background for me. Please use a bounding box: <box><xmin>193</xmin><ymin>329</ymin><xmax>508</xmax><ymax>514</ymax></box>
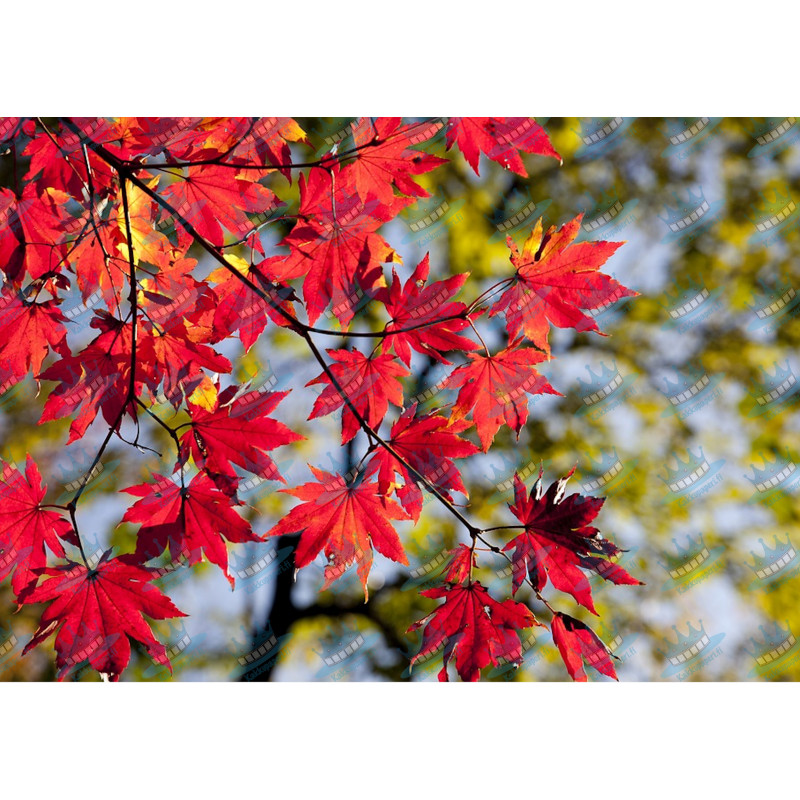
<box><xmin>2</xmin><ymin>117</ymin><xmax>800</xmax><ymax>681</ymax></box>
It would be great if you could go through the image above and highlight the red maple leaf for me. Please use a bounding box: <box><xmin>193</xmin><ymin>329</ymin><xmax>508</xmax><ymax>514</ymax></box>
<box><xmin>0</xmin><ymin>456</ymin><xmax>74</xmax><ymax>595</ymax></box>
<box><xmin>377</xmin><ymin>254</ymin><xmax>478</xmax><ymax>365</ymax></box>
<box><xmin>0</xmin><ymin>184</ymin><xmax>71</xmax><ymax>283</ymax></box>
<box><xmin>408</xmin><ymin>580</ymin><xmax>540</xmax><ymax>681</ymax></box>
<box><xmin>18</xmin><ymin>553</ymin><xmax>185</xmax><ymax>681</ymax></box>
<box><xmin>307</xmin><ymin>349</ymin><xmax>409</xmax><ymax>444</ymax></box>
<box><xmin>0</xmin><ymin>288</ymin><xmax>69</xmax><ymax>387</ymax></box>
<box><xmin>179</xmin><ymin>385</ymin><xmax>303</xmax><ymax>491</ymax></box>
<box><xmin>276</xmin><ymin>166</ymin><xmax>411</xmax><ymax>326</ymax></box>
<box><xmin>441</xmin><ymin>544</ymin><xmax>475</xmax><ymax>585</ymax></box>
<box><xmin>551</xmin><ymin>612</ymin><xmax>618</xmax><ymax>681</ymax></box>
<box><xmin>145</xmin><ymin>316</ymin><xmax>232</xmax><ymax>408</ymax></box>
<box><xmin>121</xmin><ymin>472</ymin><xmax>260</xmax><ymax>587</ymax></box>
<box><xmin>490</xmin><ymin>216</ymin><xmax>635</xmax><ymax>354</ymax></box>
<box><xmin>209</xmin><ymin>255</ymin><xmax>298</xmax><ymax>350</ymax></box>
<box><xmin>445</xmin><ymin>341</ymin><xmax>560</xmax><ymax>451</ymax></box>
<box><xmin>346</xmin><ymin>117</ymin><xmax>446</xmax><ymax>205</ymax></box>
<box><xmin>39</xmin><ymin>313</ymin><xmax>156</xmax><ymax>443</ymax></box>
<box><xmin>266</xmin><ymin>468</ymin><xmax>409</xmax><ymax>599</ymax></box>
<box><xmin>502</xmin><ymin>471</ymin><xmax>640</xmax><ymax>613</ymax></box>
<box><xmin>445</xmin><ymin>117</ymin><xmax>561</xmax><ymax>176</ymax></box>
<box><xmin>160</xmin><ymin>164</ymin><xmax>279</xmax><ymax>248</ymax></box>
<box><xmin>366</xmin><ymin>404</ymin><xmax>478</xmax><ymax>521</ymax></box>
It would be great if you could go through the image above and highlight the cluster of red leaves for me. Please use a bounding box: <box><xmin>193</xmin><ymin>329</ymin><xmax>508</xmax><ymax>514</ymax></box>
<box><xmin>0</xmin><ymin>117</ymin><xmax>637</xmax><ymax>681</ymax></box>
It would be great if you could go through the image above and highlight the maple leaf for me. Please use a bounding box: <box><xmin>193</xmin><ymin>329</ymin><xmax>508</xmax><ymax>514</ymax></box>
<box><xmin>441</xmin><ymin>544</ymin><xmax>475</xmax><ymax>585</ymax></box>
<box><xmin>446</xmin><ymin>341</ymin><xmax>560</xmax><ymax>451</ymax></box>
<box><xmin>366</xmin><ymin>404</ymin><xmax>478</xmax><ymax>521</ymax></box>
<box><xmin>346</xmin><ymin>117</ymin><xmax>446</xmax><ymax>205</ymax></box>
<box><xmin>0</xmin><ymin>456</ymin><xmax>74</xmax><ymax>596</ymax></box>
<box><xmin>265</xmin><ymin>468</ymin><xmax>409</xmax><ymax>599</ymax></box>
<box><xmin>0</xmin><ymin>288</ymin><xmax>69</xmax><ymax>386</ymax></box>
<box><xmin>445</xmin><ymin>117</ymin><xmax>561</xmax><ymax>176</ymax></box>
<box><xmin>502</xmin><ymin>471</ymin><xmax>640</xmax><ymax>613</ymax></box>
<box><xmin>146</xmin><ymin>316</ymin><xmax>232</xmax><ymax>408</ymax></box>
<box><xmin>307</xmin><ymin>349</ymin><xmax>409</xmax><ymax>444</ymax></box>
<box><xmin>209</xmin><ymin>255</ymin><xmax>298</xmax><ymax>349</ymax></box>
<box><xmin>39</xmin><ymin>314</ymin><xmax>156</xmax><ymax>443</ymax></box>
<box><xmin>377</xmin><ymin>254</ymin><xmax>477</xmax><ymax>365</ymax></box>
<box><xmin>233</xmin><ymin>117</ymin><xmax>309</xmax><ymax>179</ymax></box>
<box><xmin>18</xmin><ymin>553</ymin><xmax>185</xmax><ymax>681</ymax></box>
<box><xmin>490</xmin><ymin>216</ymin><xmax>635</xmax><ymax>354</ymax></box>
<box><xmin>121</xmin><ymin>472</ymin><xmax>260</xmax><ymax>587</ymax></box>
<box><xmin>0</xmin><ymin>184</ymin><xmax>71</xmax><ymax>283</ymax></box>
<box><xmin>160</xmin><ymin>164</ymin><xmax>279</xmax><ymax>248</ymax></box>
<box><xmin>276</xmin><ymin>166</ymin><xmax>411</xmax><ymax>326</ymax></box>
<box><xmin>179</xmin><ymin>385</ymin><xmax>303</xmax><ymax>491</ymax></box>
<box><xmin>118</xmin><ymin>177</ymin><xmax>171</xmax><ymax>266</ymax></box>
<box><xmin>408</xmin><ymin>581</ymin><xmax>540</xmax><ymax>681</ymax></box>
<box><xmin>551</xmin><ymin>612</ymin><xmax>618</xmax><ymax>681</ymax></box>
